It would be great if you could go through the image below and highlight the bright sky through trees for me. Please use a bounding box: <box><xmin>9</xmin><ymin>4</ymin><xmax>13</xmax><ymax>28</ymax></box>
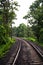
<box><xmin>12</xmin><ymin>0</ymin><xmax>35</xmax><ymax>27</ymax></box>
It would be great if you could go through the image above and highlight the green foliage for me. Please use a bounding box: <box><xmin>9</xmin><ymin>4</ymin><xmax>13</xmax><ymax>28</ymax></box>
<box><xmin>12</xmin><ymin>23</ymin><xmax>35</xmax><ymax>38</ymax></box>
<box><xmin>23</xmin><ymin>0</ymin><xmax>43</xmax><ymax>42</ymax></box>
<box><xmin>24</xmin><ymin>37</ymin><xmax>36</xmax><ymax>42</ymax></box>
<box><xmin>39</xmin><ymin>28</ymin><xmax>43</xmax><ymax>43</ymax></box>
<box><xmin>24</xmin><ymin>37</ymin><xmax>43</xmax><ymax>47</ymax></box>
<box><xmin>32</xmin><ymin>25</ymin><xmax>40</xmax><ymax>41</ymax></box>
<box><xmin>12</xmin><ymin>27</ymin><xmax>17</xmax><ymax>37</ymax></box>
<box><xmin>18</xmin><ymin>23</ymin><xmax>27</xmax><ymax>37</ymax></box>
<box><xmin>0</xmin><ymin>0</ymin><xmax>19</xmax><ymax>37</ymax></box>
<box><xmin>0</xmin><ymin>0</ymin><xmax>19</xmax><ymax>44</ymax></box>
<box><xmin>12</xmin><ymin>23</ymin><xmax>27</xmax><ymax>37</ymax></box>
<box><xmin>0</xmin><ymin>0</ymin><xmax>18</xmax><ymax>57</ymax></box>
<box><xmin>27</xmin><ymin>25</ymin><xmax>34</xmax><ymax>37</ymax></box>
<box><xmin>0</xmin><ymin>38</ymin><xmax>15</xmax><ymax>58</ymax></box>
<box><xmin>0</xmin><ymin>25</ymin><xmax>6</xmax><ymax>44</ymax></box>
<box><xmin>38</xmin><ymin>42</ymin><xmax>43</xmax><ymax>47</ymax></box>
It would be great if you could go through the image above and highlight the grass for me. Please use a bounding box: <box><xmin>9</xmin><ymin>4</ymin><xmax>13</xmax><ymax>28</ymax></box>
<box><xmin>0</xmin><ymin>37</ymin><xmax>15</xmax><ymax>58</ymax></box>
<box><xmin>23</xmin><ymin>37</ymin><xmax>36</xmax><ymax>42</ymax></box>
<box><xmin>36</xmin><ymin>41</ymin><xmax>43</xmax><ymax>47</ymax></box>
<box><xmin>23</xmin><ymin>37</ymin><xmax>43</xmax><ymax>47</ymax></box>
<box><xmin>38</xmin><ymin>43</ymin><xmax>43</xmax><ymax>47</ymax></box>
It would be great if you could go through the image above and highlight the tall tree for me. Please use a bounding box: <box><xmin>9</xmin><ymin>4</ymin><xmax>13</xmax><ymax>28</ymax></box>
<box><xmin>17</xmin><ymin>23</ymin><xmax>27</xmax><ymax>37</ymax></box>
<box><xmin>23</xmin><ymin>0</ymin><xmax>43</xmax><ymax>41</ymax></box>
<box><xmin>0</xmin><ymin>0</ymin><xmax>19</xmax><ymax>35</ymax></box>
<box><xmin>0</xmin><ymin>0</ymin><xmax>19</xmax><ymax>44</ymax></box>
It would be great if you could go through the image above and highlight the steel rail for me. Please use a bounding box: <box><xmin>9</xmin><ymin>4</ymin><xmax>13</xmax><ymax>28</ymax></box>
<box><xmin>12</xmin><ymin>39</ymin><xmax>43</xmax><ymax>65</ymax></box>
<box><xmin>12</xmin><ymin>41</ymin><xmax>21</xmax><ymax>65</ymax></box>
<box><xmin>24</xmin><ymin>40</ymin><xmax>43</xmax><ymax>60</ymax></box>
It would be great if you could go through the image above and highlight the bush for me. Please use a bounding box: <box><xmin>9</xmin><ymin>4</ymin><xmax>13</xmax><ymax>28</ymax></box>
<box><xmin>0</xmin><ymin>25</ymin><xmax>6</xmax><ymax>44</ymax></box>
<box><xmin>0</xmin><ymin>25</ymin><xmax>10</xmax><ymax>44</ymax></box>
<box><xmin>0</xmin><ymin>37</ymin><xmax>15</xmax><ymax>58</ymax></box>
<box><xmin>39</xmin><ymin>28</ymin><xmax>43</xmax><ymax>43</ymax></box>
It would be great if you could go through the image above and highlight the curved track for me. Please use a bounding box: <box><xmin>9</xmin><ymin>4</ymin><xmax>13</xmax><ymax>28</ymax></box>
<box><xmin>12</xmin><ymin>38</ymin><xmax>43</xmax><ymax>65</ymax></box>
<box><xmin>12</xmin><ymin>40</ymin><xmax>21</xmax><ymax>65</ymax></box>
<box><xmin>6</xmin><ymin>39</ymin><xmax>21</xmax><ymax>65</ymax></box>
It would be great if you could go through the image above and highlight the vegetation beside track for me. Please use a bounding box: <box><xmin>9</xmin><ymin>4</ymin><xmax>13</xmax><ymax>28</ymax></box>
<box><xmin>23</xmin><ymin>37</ymin><xmax>43</xmax><ymax>47</ymax></box>
<box><xmin>0</xmin><ymin>38</ymin><xmax>15</xmax><ymax>58</ymax></box>
<box><xmin>0</xmin><ymin>0</ymin><xmax>43</xmax><ymax>59</ymax></box>
<box><xmin>0</xmin><ymin>0</ymin><xmax>18</xmax><ymax>58</ymax></box>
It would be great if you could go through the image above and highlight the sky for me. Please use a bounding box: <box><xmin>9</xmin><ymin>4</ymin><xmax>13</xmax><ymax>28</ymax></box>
<box><xmin>12</xmin><ymin>0</ymin><xmax>35</xmax><ymax>27</ymax></box>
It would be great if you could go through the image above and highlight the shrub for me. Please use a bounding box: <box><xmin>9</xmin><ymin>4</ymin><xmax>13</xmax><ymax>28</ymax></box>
<box><xmin>0</xmin><ymin>37</ymin><xmax>15</xmax><ymax>58</ymax></box>
<box><xmin>0</xmin><ymin>25</ymin><xmax>7</xmax><ymax>44</ymax></box>
<box><xmin>39</xmin><ymin>28</ymin><xmax>43</xmax><ymax>43</ymax></box>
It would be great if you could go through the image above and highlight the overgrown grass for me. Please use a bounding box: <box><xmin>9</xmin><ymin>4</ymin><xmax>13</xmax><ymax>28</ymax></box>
<box><xmin>36</xmin><ymin>41</ymin><xmax>43</xmax><ymax>47</ymax></box>
<box><xmin>23</xmin><ymin>37</ymin><xmax>43</xmax><ymax>47</ymax></box>
<box><xmin>38</xmin><ymin>42</ymin><xmax>43</xmax><ymax>47</ymax></box>
<box><xmin>23</xmin><ymin>37</ymin><xmax>36</xmax><ymax>42</ymax></box>
<box><xmin>0</xmin><ymin>37</ymin><xmax>15</xmax><ymax>58</ymax></box>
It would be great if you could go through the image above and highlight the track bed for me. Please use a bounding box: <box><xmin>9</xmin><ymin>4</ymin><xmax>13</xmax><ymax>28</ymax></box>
<box><xmin>15</xmin><ymin>39</ymin><xmax>43</xmax><ymax>65</ymax></box>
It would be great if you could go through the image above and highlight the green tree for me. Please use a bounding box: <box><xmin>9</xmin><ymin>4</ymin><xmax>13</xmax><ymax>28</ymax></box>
<box><xmin>18</xmin><ymin>23</ymin><xmax>27</xmax><ymax>37</ymax></box>
<box><xmin>12</xmin><ymin>26</ymin><xmax>17</xmax><ymax>37</ymax></box>
<box><xmin>0</xmin><ymin>0</ymin><xmax>19</xmax><ymax>44</ymax></box>
<box><xmin>23</xmin><ymin>0</ymin><xmax>43</xmax><ymax>41</ymax></box>
<box><xmin>39</xmin><ymin>28</ymin><xmax>43</xmax><ymax>43</ymax></box>
<box><xmin>27</xmin><ymin>25</ymin><xmax>34</xmax><ymax>37</ymax></box>
<box><xmin>14</xmin><ymin>23</ymin><xmax>27</xmax><ymax>37</ymax></box>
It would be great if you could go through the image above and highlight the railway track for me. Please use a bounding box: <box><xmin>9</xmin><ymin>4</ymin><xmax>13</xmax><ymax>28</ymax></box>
<box><xmin>25</xmin><ymin>40</ymin><xmax>43</xmax><ymax>59</ymax></box>
<box><xmin>12</xmin><ymin>38</ymin><xmax>43</xmax><ymax>65</ymax></box>
<box><xmin>12</xmin><ymin>41</ymin><xmax>21</xmax><ymax>65</ymax></box>
<box><xmin>6</xmin><ymin>39</ymin><xmax>21</xmax><ymax>65</ymax></box>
